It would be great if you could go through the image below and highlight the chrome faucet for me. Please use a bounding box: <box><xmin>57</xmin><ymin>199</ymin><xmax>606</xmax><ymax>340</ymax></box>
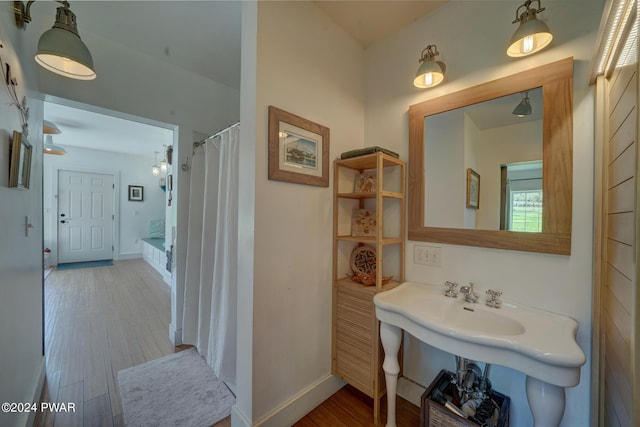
<box><xmin>444</xmin><ymin>281</ymin><xmax>459</xmax><ymax>298</ymax></box>
<box><xmin>460</xmin><ymin>282</ymin><xmax>479</xmax><ymax>303</ymax></box>
<box><xmin>486</xmin><ymin>289</ymin><xmax>502</xmax><ymax>308</ymax></box>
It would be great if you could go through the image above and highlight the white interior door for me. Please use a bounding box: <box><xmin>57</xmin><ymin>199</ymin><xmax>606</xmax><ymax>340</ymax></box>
<box><xmin>58</xmin><ymin>170</ymin><xmax>114</xmax><ymax>263</ymax></box>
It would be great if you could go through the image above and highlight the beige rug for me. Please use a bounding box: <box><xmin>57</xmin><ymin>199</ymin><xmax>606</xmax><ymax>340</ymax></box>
<box><xmin>118</xmin><ymin>348</ymin><xmax>234</xmax><ymax>427</ymax></box>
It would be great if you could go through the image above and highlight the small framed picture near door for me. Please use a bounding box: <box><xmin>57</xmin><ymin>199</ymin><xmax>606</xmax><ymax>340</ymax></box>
<box><xmin>128</xmin><ymin>185</ymin><xmax>144</xmax><ymax>201</ymax></box>
<box><xmin>466</xmin><ymin>168</ymin><xmax>480</xmax><ymax>209</ymax></box>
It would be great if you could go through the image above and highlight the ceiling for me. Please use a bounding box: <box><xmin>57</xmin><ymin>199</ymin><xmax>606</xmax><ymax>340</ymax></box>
<box><xmin>464</xmin><ymin>88</ymin><xmax>543</xmax><ymax>130</ymax></box>
<box><xmin>314</xmin><ymin>1</ymin><xmax>447</xmax><ymax>47</ymax></box>
<box><xmin>42</xmin><ymin>1</ymin><xmax>448</xmax><ymax>157</ymax></box>
<box><xmin>45</xmin><ymin>102</ymin><xmax>174</xmax><ymax>158</ymax></box>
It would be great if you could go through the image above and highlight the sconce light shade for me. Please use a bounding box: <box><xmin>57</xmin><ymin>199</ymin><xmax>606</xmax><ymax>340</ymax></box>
<box><xmin>512</xmin><ymin>92</ymin><xmax>532</xmax><ymax>117</ymax></box>
<box><xmin>43</xmin><ymin>134</ymin><xmax>67</xmax><ymax>155</ymax></box>
<box><xmin>160</xmin><ymin>145</ymin><xmax>168</xmax><ymax>172</ymax></box>
<box><xmin>43</xmin><ymin>119</ymin><xmax>62</xmax><ymax>134</ymax></box>
<box><xmin>34</xmin><ymin>2</ymin><xmax>96</xmax><ymax>80</ymax></box>
<box><xmin>414</xmin><ymin>45</ymin><xmax>446</xmax><ymax>89</ymax></box>
<box><xmin>507</xmin><ymin>0</ymin><xmax>553</xmax><ymax>57</ymax></box>
<box><xmin>152</xmin><ymin>151</ymin><xmax>160</xmax><ymax>176</ymax></box>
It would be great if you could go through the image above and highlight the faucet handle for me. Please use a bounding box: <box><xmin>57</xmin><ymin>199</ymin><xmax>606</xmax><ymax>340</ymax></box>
<box><xmin>486</xmin><ymin>289</ymin><xmax>502</xmax><ymax>308</ymax></box>
<box><xmin>444</xmin><ymin>281</ymin><xmax>458</xmax><ymax>298</ymax></box>
<box><xmin>462</xmin><ymin>282</ymin><xmax>479</xmax><ymax>302</ymax></box>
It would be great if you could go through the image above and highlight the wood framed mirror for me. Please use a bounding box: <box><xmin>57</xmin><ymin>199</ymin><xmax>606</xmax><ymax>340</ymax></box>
<box><xmin>408</xmin><ymin>57</ymin><xmax>573</xmax><ymax>255</ymax></box>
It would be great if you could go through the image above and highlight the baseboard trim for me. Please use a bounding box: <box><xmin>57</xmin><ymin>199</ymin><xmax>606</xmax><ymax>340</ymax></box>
<box><xmin>253</xmin><ymin>375</ymin><xmax>344</xmax><ymax>427</ymax></box>
<box><xmin>397</xmin><ymin>376</ymin><xmax>426</xmax><ymax>407</ymax></box>
<box><xmin>118</xmin><ymin>252</ymin><xmax>142</xmax><ymax>260</ymax></box>
<box><xmin>25</xmin><ymin>357</ymin><xmax>46</xmax><ymax>427</ymax></box>
<box><xmin>168</xmin><ymin>324</ymin><xmax>182</xmax><ymax>346</ymax></box>
<box><xmin>231</xmin><ymin>405</ymin><xmax>252</xmax><ymax>427</ymax></box>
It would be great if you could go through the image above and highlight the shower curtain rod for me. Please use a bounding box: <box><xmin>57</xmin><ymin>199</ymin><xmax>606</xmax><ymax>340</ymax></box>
<box><xmin>193</xmin><ymin>121</ymin><xmax>240</xmax><ymax>150</ymax></box>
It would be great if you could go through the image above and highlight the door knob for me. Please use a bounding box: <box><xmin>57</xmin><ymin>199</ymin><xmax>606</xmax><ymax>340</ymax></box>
<box><xmin>60</xmin><ymin>220</ymin><xmax>67</xmax><ymax>224</ymax></box>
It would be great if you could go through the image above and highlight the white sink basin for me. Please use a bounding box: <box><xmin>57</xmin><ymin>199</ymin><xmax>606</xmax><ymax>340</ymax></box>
<box><xmin>407</xmin><ymin>287</ymin><xmax>525</xmax><ymax>336</ymax></box>
<box><xmin>374</xmin><ymin>281</ymin><xmax>586</xmax><ymax>427</ymax></box>
<box><xmin>444</xmin><ymin>303</ymin><xmax>526</xmax><ymax>336</ymax></box>
<box><xmin>373</xmin><ymin>281</ymin><xmax>585</xmax><ymax>387</ymax></box>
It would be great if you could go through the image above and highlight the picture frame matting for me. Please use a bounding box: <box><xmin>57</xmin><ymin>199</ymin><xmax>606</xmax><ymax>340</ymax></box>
<box><xmin>128</xmin><ymin>185</ymin><xmax>144</xmax><ymax>201</ymax></box>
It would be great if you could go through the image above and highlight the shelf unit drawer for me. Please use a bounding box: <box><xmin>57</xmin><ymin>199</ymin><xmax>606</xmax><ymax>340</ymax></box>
<box><xmin>336</xmin><ymin>317</ymin><xmax>372</xmax><ymax>351</ymax></box>
<box><xmin>337</xmin><ymin>292</ymin><xmax>373</xmax><ymax>329</ymax></box>
<box><xmin>335</xmin><ymin>337</ymin><xmax>374</xmax><ymax>393</ymax></box>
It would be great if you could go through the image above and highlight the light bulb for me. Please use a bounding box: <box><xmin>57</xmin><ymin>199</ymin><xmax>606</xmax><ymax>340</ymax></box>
<box><xmin>522</xmin><ymin>35</ymin><xmax>535</xmax><ymax>54</ymax></box>
<box><xmin>160</xmin><ymin>161</ymin><xmax>168</xmax><ymax>173</ymax></box>
<box><xmin>424</xmin><ymin>72</ymin><xmax>434</xmax><ymax>87</ymax></box>
<box><xmin>152</xmin><ymin>166</ymin><xmax>160</xmax><ymax>176</ymax></box>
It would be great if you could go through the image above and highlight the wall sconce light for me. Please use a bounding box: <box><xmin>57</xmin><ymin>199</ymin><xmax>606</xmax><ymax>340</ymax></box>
<box><xmin>43</xmin><ymin>119</ymin><xmax>61</xmax><ymax>134</ymax></box>
<box><xmin>43</xmin><ymin>134</ymin><xmax>67</xmax><ymax>155</ymax></box>
<box><xmin>152</xmin><ymin>151</ymin><xmax>160</xmax><ymax>176</ymax></box>
<box><xmin>512</xmin><ymin>91</ymin><xmax>532</xmax><ymax>117</ymax></box>
<box><xmin>507</xmin><ymin>0</ymin><xmax>553</xmax><ymax>57</ymax></box>
<box><xmin>160</xmin><ymin>145</ymin><xmax>168</xmax><ymax>173</ymax></box>
<box><xmin>414</xmin><ymin>45</ymin><xmax>446</xmax><ymax>89</ymax></box>
<box><xmin>14</xmin><ymin>0</ymin><xmax>96</xmax><ymax>80</ymax></box>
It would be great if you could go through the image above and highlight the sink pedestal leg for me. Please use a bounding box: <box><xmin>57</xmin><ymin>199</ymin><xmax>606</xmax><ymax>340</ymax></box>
<box><xmin>526</xmin><ymin>376</ymin><xmax>565</xmax><ymax>427</ymax></box>
<box><xmin>380</xmin><ymin>322</ymin><xmax>401</xmax><ymax>427</ymax></box>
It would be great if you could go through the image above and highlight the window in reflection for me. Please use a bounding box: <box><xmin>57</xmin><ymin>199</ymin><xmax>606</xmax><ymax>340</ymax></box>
<box><xmin>500</xmin><ymin>161</ymin><xmax>542</xmax><ymax>232</ymax></box>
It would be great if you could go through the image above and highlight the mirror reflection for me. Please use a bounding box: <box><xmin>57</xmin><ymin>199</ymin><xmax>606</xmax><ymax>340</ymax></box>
<box><xmin>424</xmin><ymin>88</ymin><xmax>543</xmax><ymax>231</ymax></box>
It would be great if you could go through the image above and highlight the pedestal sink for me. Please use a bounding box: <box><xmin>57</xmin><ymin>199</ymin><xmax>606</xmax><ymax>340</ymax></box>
<box><xmin>374</xmin><ymin>282</ymin><xmax>586</xmax><ymax>427</ymax></box>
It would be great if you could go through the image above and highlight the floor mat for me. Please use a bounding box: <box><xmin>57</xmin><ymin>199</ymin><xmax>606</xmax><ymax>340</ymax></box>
<box><xmin>56</xmin><ymin>260</ymin><xmax>114</xmax><ymax>270</ymax></box>
<box><xmin>118</xmin><ymin>348</ymin><xmax>234</xmax><ymax>427</ymax></box>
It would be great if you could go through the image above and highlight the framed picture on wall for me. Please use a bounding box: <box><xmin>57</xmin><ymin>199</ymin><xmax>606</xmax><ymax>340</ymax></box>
<box><xmin>9</xmin><ymin>130</ymin><xmax>33</xmax><ymax>190</ymax></box>
<box><xmin>268</xmin><ymin>105</ymin><xmax>330</xmax><ymax>187</ymax></box>
<box><xmin>128</xmin><ymin>185</ymin><xmax>144</xmax><ymax>201</ymax></box>
<box><xmin>466</xmin><ymin>168</ymin><xmax>480</xmax><ymax>209</ymax></box>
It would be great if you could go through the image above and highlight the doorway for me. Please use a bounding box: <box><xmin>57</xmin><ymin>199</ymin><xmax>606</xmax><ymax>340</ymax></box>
<box><xmin>43</xmin><ymin>100</ymin><xmax>175</xmax><ymax>268</ymax></box>
<box><xmin>42</xmin><ymin>98</ymin><xmax>180</xmax><ymax>345</ymax></box>
<box><xmin>57</xmin><ymin>170</ymin><xmax>115</xmax><ymax>263</ymax></box>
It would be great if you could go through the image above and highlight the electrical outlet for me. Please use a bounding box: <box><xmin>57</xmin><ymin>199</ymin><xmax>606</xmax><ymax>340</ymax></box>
<box><xmin>414</xmin><ymin>245</ymin><xmax>442</xmax><ymax>267</ymax></box>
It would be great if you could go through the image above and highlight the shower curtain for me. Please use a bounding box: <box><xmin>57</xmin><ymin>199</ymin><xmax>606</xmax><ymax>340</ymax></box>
<box><xmin>182</xmin><ymin>124</ymin><xmax>239</xmax><ymax>386</ymax></box>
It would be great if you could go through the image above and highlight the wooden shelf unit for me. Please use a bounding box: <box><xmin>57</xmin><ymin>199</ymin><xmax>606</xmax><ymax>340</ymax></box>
<box><xmin>331</xmin><ymin>152</ymin><xmax>406</xmax><ymax>426</ymax></box>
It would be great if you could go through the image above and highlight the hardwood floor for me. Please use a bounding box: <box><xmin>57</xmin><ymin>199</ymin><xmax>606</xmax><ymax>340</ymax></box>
<box><xmin>34</xmin><ymin>258</ymin><xmax>418</xmax><ymax>426</ymax></box>
<box><xmin>294</xmin><ymin>385</ymin><xmax>420</xmax><ymax>427</ymax></box>
<box><xmin>33</xmin><ymin>259</ymin><xmax>230</xmax><ymax>427</ymax></box>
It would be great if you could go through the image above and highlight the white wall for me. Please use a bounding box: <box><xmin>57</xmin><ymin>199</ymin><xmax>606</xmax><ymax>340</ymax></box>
<box><xmin>43</xmin><ymin>146</ymin><xmax>166</xmax><ymax>264</ymax></box>
<box><xmin>425</xmin><ymin>109</ymin><xmax>466</xmax><ymax>228</ymax></box>
<box><xmin>233</xmin><ymin>3</ymin><xmax>258</xmax><ymax>425</ymax></box>
<box><xmin>463</xmin><ymin>115</ymin><xmax>479</xmax><ymax>228</ymax></box>
<box><xmin>0</xmin><ymin>10</ymin><xmax>45</xmax><ymax>427</ymax></box>
<box><xmin>244</xmin><ymin>1</ymin><xmax>365</xmax><ymax>424</ymax></box>
<box><xmin>364</xmin><ymin>1</ymin><xmax>604</xmax><ymax>426</ymax></box>
<box><xmin>19</xmin><ymin>2</ymin><xmax>241</xmax><ymax>345</ymax></box>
